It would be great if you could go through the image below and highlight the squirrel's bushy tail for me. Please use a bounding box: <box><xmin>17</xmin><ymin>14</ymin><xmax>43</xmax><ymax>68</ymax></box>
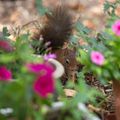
<box><xmin>33</xmin><ymin>6</ymin><xmax>73</xmax><ymax>53</ymax></box>
<box><xmin>41</xmin><ymin>6</ymin><xmax>73</xmax><ymax>50</ymax></box>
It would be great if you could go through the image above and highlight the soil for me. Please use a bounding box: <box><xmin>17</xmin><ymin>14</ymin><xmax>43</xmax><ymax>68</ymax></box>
<box><xmin>85</xmin><ymin>73</ymin><xmax>115</xmax><ymax>120</ymax></box>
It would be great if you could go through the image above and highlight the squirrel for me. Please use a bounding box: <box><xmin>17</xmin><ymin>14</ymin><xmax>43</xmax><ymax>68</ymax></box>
<box><xmin>32</xmin><ymin>5</ymin><xmax>73</xmax><ymax>53</ymax></box>
<box><xmin>32</xmin><ymin>5</ymin><xmax>81</xmax><ymax>84</ymax></box>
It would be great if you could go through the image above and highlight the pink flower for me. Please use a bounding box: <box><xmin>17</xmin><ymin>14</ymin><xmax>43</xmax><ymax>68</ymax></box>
<box><xmin>43</xmin><ymin>53</ymin><xmax>56</xmax><ymax>60</ymax></box>
<box><xmin>112</xmin><ymin>20</ymin><xmax>120</xmax><ymax>36</ymax></box>
<box><xmin>33</xmin><ymin>74</ymin><xmax>54</xmax><ymax>98</ymax></box>
<box><xmin>26</xmin><ymin>63</ymin><xmax>54</xmax><ymax>74</ymax></box>
<box><xmin>90</xmin><ymin>51</ymin><xmax>105</xmax><ymax>66</ymax></box>
<box><xmin>26</xmin><ymin>63</ymin><xmax>55</xmax><ymax>98</ymax></box>
<box><xmin>0</xmin><ymin>66</ymin><xmax>12</xmax><ymax>81</ymax></box>
<box><xmin>0</xmin><ymin>40</ymin><xmax>13</xmax><ymax>52</ymax></box>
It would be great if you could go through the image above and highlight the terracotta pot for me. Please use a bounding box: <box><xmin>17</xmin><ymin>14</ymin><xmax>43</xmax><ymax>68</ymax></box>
<box><xmin>112</xmin><ymin>80</ymin><xmax>120</xmax><ymax>120</ymax></box>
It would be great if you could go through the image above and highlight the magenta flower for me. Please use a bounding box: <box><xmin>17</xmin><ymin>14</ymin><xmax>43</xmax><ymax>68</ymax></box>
<box><xmin>43</xmin><ymin>53</ymin><xmax>56</xmax><ymax>61</ymax></box>
<box><xmin>0</xmin><ymin>40</ymin><xmax>13</xmax><ymax>52</ymax></box>
<box><xmin>26</xmin><ymin>63</ymin><xmax>55</xmax><ymax>98</ymax></box>
<box><xmin>33</xmin><ymin>73</ymin><xmax>54</xmax><ymax>98</ymax></box>
<box><xmin>90</xmin><ymin>51</ymin><xmax>105</xmax><ymax>66</ymax></box>
<box><xmin>0</xmin><ymin>66</ymin><xmax>12</xmax><ymax>81</ymax></box>
<box><xmin>26</xmin><ymin>63</ymin><xmax>54</xmax><ymax>74</ymax></box>
<box><xmin>112</xmin><ymin>20</ymin><xmax>120</xmax><ymax>36</ymax></box>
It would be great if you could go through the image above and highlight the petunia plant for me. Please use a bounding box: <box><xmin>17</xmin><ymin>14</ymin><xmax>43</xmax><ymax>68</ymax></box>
<box><xmin>26</xmin><ymin>62</ymin><xmax>55</xmax><ymax>98</ymax></box>
<box><xmin>0</xmin><ymin>66</ymin><xmax>12</xmax><ymax>81</ymax></box>
<box><xmin>0</xmin><ymin>28</ymin><xmax>59</xmax><ymax>120</ymax></box>
<box><xmin>77</xmin><ymin>18</ymin><xmax>120</xmax><ymax>120</ymax></box>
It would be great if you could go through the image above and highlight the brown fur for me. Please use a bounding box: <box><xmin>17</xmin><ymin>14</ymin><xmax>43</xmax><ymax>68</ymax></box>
<box><xmin>54</xmin><ymin>48</ymin><xmax>80</xmax><ymax>84</ymax></box>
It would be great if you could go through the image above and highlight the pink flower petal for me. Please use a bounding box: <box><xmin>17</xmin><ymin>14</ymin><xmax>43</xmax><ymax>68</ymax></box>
<box><xmin>0</xmin><ymin>66</ymin><xmax>12</xmax><ymax>81</ymax></box>
<box><xmin>26</xmin><ymin>62</ymin><xmax>55</xmax><ymax>98</ymax></box>
<box><xmin>33</xmin><ymin>75</ymin><xmax>54</xmax><ymax>98</ymax></box>
<box><xmin>44</xmin><ymin>53</ymin><xmax>56</xmax><ymax>60</ymax></box>
<box><xmin>26</xmin><ymin>63</ymin><xmax>54</xmax><ymax>74</ymax></box>
<box><xmin>91</xmin><ymin>51</ymin><xmax>105</xmax><ymax>66</ymax></box>
<box><xmin>0</xmin><ymin>40</ymin><xmax>13</xmax><ymax>52</ymax></box>
<box><xmin>112</xmin><ymin>20</ymin><xmax>120</xmax><ymax>36</ymax></box>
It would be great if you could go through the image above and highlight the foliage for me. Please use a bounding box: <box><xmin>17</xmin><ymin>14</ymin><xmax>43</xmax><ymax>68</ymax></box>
<box><xmin>77</xmin><ymin>1</ymin><xmax>120</xmax><ymax>82</ymax></box>
<box><xmin>35</xmin><ymin>0</ymin><xmax>48</xmax><ymax>16</ymax></box>
<box><xmin>104</xmin><ymin>0</ymin><xmax>120</xmax><ymax>17</ymax></box>
<box><xmin>0</xmin><ymin>26</ymin><xmax>100</xmax><ymax>120</ymax></box>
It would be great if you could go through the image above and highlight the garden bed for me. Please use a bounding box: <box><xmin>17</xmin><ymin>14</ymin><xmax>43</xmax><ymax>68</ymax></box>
<box><xmin>0</xmin><ymin>0</ymin><xmax>120</xmax><ymax>120</ymax></box>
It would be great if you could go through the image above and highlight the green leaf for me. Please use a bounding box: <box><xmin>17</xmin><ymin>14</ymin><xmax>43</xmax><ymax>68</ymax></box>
<box><xmin>79</xmin><ymin>50</ymin><xmax>89</xmax><ymax>65</ymax></box>
<box><xmin>0</xmin><ymin>54</ymin><xmax>15</xmax><ymax>63</ymax></box>
<box><xmin>2</xmin><ymin>27</ymin><xmax>10</xmax><ymax>38</ymax></box>
<box><xmin>75</xmin><ymin>21</ymin><xmax>91</xmax><ymax>35</ymax></box>
<box><xmin>35</xmin><ymin>0</ymin><xmax>48</xmax><ymax>15</ymax></box>
<box><xmin>70</xmin><ymin>35</ymin><xmax>79</xmax><ymax>44</ymax></box>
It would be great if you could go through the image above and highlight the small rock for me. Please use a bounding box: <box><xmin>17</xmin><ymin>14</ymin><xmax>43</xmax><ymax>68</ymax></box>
<box><xmin>64</xmin><ymin>89</ymin><xmax>77</xmax><ymax>97</ymax></box>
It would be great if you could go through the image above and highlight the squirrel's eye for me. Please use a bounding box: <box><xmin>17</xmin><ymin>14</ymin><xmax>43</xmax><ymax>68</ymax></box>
<box><xmin>66</xmin><ymin>59</ymin><xmax>70</xmax><ymax>64</ymax></box>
